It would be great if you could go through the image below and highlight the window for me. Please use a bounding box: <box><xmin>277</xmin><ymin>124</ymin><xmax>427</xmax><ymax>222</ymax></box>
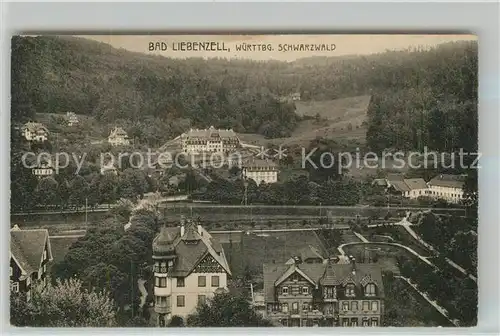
<box><xmin>302</xmin><ymin>286</ymin><xmax>309</xmax><ymax>295</ymax></box>
<box><xmin>292</xmin><ymin>302</ymin><xmax>299</xmax><ymax>314</ymax></box>
<box><xmin>211</xmin><ymin>275</ymin><xmax>220</xmax><ymax>287</ymax></box>
<box><xmin>282</xmin><ymin>286</ymin><xmax>289</xmax><ymax>295</ymax></box>
<box><xmin>362</xmin><ymin>301</ymin><xmax>370</xmax><ymax>311</ymax></box>
<box><xmin>345</xmin><ymin>284</ymin><xmax>355</xmax><ymax>297</ymax></box>
<box><xmin>198</xmin><ymin>295</ymin><xmax>206</xmax><ymax>305</ymax></box>
<box><xmin>351</xmin><ymin>301</ymin><xmax>358</xmax><ymax>311</ymax></box>
<box><xmin>159</xmin><ymin>261</ymin><xmax>167</xmax><ymax>273</ymax></box>
<box><xmin>10</xmin><ymin>266</ymin><xmax>12</xmax><ymax>277</ymax></box>
<box><xmin>282</xmin><ymin>303</ymin><xmax>288</xmax><ymax>313</ymax></box>
<box><xmin>43</xmin><ymin>250</ymin><xmax>47</xmax><ymax>260</ymax></box>
<box><xmin>362</xmin><ymin>318</ymin><xmax>369</xmax><ymax>327</ymax></box>
<box><xmin>198</xmin><ymin>275</ymin><xmax>206</xmax><ymax>287</ymax></box>
<box><xmin>365</xmin><ymin>283</ymin><xmax>376</xmax><ymax>297</ymax></box>
<box><xmin>43</xmin><ymin>264</ymin><xmax>46</xmax><ymax>273</ymax></box>
<box><xmin>282</xmin><ymin>319</ymin><xmax>288</xmax><ymax>327</ymax></box>
<box><xmin>156</xmin><ymin>277</ymin><xmax>167</xmax><ymax>288</ymax></box>
<box><xmin>342</xmin><ymin>302</ymin><xmax>349</xmax><ymax>311</ymax></box>
<box><xmin>351</xmin><ymin>318</ymin><xmax>358</xmax><ymax>327</ymax></box>
<box><xmin>371</xmin><ymin>301</ymin><xmax>378</xmax><ymax>311</ymax></box>
<box><xmin>371</xmin><ymin>318</ymin><xmax>378</xmax><ymax>326</ymax></box>
<box><xmin>177</xmin><ymin>277</ymin><xmax>185</xmax><ymax>287</ymax></box>
<box><xmin>302</xmin><ymin>302</ymin><xmax>310</xmax><ymax>311</ymax></box>
<box><xmin>342</xmin><ymin>318</ymin><xmax>349</xmax><ymax>327</ymax></box>
<box><xmin>11</xmin><ymin>282</ymin><xmax>19</xmax><ymax>293</ymax></box>
<box><xmin>156</xmin><ymin>296</ymin><xmax>169</xmax><ymax>307</ymax></box>
<box><xmin>176</xmin><ymin>295</ymin><xmax>185</xmax><ymax>307</ymax></box>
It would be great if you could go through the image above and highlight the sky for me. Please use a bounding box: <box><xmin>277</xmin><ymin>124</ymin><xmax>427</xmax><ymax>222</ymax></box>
<box><xmin>82</xmin><ymin>34</ymin><xmax>476</xmax><ymax>62</ymax></box>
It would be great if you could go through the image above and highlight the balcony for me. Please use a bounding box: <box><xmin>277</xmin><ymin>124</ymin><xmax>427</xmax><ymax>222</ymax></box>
<box><xmin>154</xmin><ymin>303</ymin><xmax>171</xmax><ymax>314</ymax></box>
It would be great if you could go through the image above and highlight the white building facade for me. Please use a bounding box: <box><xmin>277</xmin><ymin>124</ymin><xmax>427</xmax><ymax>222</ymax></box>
<box><xmin>427</xmin><ymin>174</ymin><xmax>465</xmax><ymax>203</ymax></box>
<box><xmin>108</xmin><ymin>127</ymin><xmax>130</xmax><ymax>146</ymax></box>
<box><xmin>21</xmin><ymin>122</ymin><xmax>49</xmax><ymax>142</ymax></box>
<box><xmin>242</xmin><ymin>159</ymin><xmax>279</xmax><ymax>185</ymax></box>
<box><xmin>180</xmin><ymin>126</ymin><xmax>240</xmax><ymax>154</ymax></box>
<box><xmin>153</xmin><ymin>218</ymin><xmax>231</xmax><ymax>326</ymax></box>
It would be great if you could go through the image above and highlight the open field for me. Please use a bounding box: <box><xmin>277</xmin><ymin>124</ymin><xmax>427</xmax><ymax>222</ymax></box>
<box><xmin>222</xmin><ymin>230</ymin><xmax>326</xmax><ymax>282</ymax></box>
<box><xmin>294</xmin><ymin>95</ymin><xmax>371</xmax><ymax>121</ymax></box>
<box><xmin>236</xmin><ymin>95</ymin><xmax>371</xmax><ymax>148</ymax></box>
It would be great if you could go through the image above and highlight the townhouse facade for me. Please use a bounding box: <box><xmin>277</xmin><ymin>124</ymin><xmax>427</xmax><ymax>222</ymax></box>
<box><xmin>152</xmin><ymin>217</ymin><xmax>231</xmax><ymax>326</ymax></box>
<box><xmin>10</xmin><ymin>225</ymin><xmax>53</xmax><ymax>301</ymax></box>
<box><xmin>263</xmin><ymin>256</ymin><xmax>384</xmax><ymax>327</ymax></box>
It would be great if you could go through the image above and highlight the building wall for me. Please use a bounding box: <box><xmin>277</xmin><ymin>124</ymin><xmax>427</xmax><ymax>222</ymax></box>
<box><xmin>170</xmin><ymin>272</ymin><xmax>228</xmax><ymax>318</ymax></box>
<box><xmin>428</xmin><ymin>185</ymin><xmax>463</xmax><ymax>203</ymax></box>
<box><xmin>154</xmin><ymin>270</ymin><xmax>228</xmax><ymax>321</ymax></box>
<box><xmin>338</xmin><ymin>299</ymin><xmax>382</xmax><ymax>326</ymax></box>
<box><xmin>406</xmin><ymin>188</ymin><xmax>429</xmax><ymax>199</ymax></box>
<box><xmin>244</xmin><ymin>170</ymin><xmax>278</xmax><ymax>185</ymax></box>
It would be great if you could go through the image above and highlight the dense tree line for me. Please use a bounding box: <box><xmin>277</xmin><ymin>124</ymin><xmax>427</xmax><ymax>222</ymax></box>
<box><xmin>11</xmin><ymin>36</ymin><xmax>477</xmax><ymax>148</ymax></box>
<box><xmin>398</xmin><ymin>256</ymin><xmax>477</xmax><ymax>326</ymax></box>
<box><xmin>195</xmin><ymin>175</ymin><xmax>362</xmax><ymax>206</ymax></box>
<box><xmin>51</xmin><ymin>200</ymin><xmax>160</xmax><ymax>325</ymax></box>
<box><xmin>11</xmin><ymin>36</ymin><xmax>299</xmax><ymax>140</ymax></box>
<box><xmin>413</xmin><ymin>212</ymin><xmax>477</xmax><ymax>275</ymax></box>
<box><xmin>365</xmin><ymin>42</ymin><xmax>477</xmax><ymax>153</ymax></box>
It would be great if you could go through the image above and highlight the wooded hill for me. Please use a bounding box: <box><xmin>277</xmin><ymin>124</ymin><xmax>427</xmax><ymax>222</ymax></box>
<box><xmin>11</xmin><ymin>36</ymin><xmax>477</xmax><ymax>151</ymax></box>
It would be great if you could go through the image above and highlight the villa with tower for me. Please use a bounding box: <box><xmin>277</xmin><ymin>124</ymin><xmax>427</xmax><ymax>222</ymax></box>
<box><xmin>152</xmin><ymin>216</ymin><xmax>232</xmax><ymax>326</ymax></box>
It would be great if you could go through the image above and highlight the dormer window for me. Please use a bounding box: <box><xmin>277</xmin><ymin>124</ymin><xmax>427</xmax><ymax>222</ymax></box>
<box><xmin>345</xmin><ymin>283</ymin><xmax>355</xmax><ymax>297</ymax></box>
<box><xmin>365</xmin><ymin>283</ymin><xmax>376</xmax><ymax>297</ymax></box>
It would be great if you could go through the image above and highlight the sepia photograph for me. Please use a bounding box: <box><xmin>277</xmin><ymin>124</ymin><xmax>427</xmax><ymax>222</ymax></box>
<box><xmin>10</xmin><ymin>34</ymin><xmax>478</xmax><ymax>328</ymax></box>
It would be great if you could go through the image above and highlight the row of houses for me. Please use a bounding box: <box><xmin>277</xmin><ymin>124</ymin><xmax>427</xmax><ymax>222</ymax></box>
<box><xmin>150</xmin><ymin>217</ymin><xmax>384</xmax><ymax>327</ymax></box>
<box><xmin>373</xmin><ymin>173</ymin><xmax>466</xmax><ymax>204</ymax></box>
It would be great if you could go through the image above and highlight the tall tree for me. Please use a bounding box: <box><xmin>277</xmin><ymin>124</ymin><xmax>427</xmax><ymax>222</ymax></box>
<box><xmin>11</xmin><ymin>278</ymin><xmax>117</xmax><ymax>327</ymax></box>
<box><xmin>186</xmin><ymin>292</ymin><xmax>272</xmax><ymax>327</ymax></box>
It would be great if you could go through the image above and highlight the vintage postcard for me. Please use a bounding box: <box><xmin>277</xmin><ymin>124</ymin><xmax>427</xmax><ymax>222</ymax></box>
<box><xmin>10</xmin><ymin>34</ymin><xmax>478</xmax><ymax>328</ymax></box>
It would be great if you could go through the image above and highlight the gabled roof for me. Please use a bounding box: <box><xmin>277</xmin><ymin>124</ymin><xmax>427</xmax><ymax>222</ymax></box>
<box><xmin>274</xmin><ymin>264</ymin><xmax>317</xmax><ymax>287</ymax></box>
<box><xmin>10</xmin><ymin>226</ymin><xmax>52</xmax><ymax>278</ymax></box>
<box><xmin>183</xmin><ymin>126</ymin><xmax>238</xmax><ymax>139</ymax></box>
<box><xmin>263</xmin><ymin>261</ymin><xmax>385</xmax><ymax>302</ymax></box>
<box><xmin>22</xmin><ymin>122</ymin><xmax>48</xmax><ymax>133</ymax></box>
<box><xmin>403</xmin><ymin>178</ymin><xmax>428</xmax><ymax>190</ymax></box>
<box><xmin>386</xmin><ymin>173</ymin><xmax>405</xmax><ymax>182</ymax></box>
<box><xmin>154</xmin><ymin>223</ymin><xmax>231</xmax><ymax>277</ymax></box>
<box><xmin>242</xmin><ymin>158</ymin><xmax>278</xmax><ymax>169</ymax></box>
<box><xmin>390</xmin><ymin>180</ymin><xmax>411</xmax><ymax>192</ymax></box>
<box><xmin>429</xmin><ymin>174</ymin><xmax>466</xmax><ymax>189</ymax></box>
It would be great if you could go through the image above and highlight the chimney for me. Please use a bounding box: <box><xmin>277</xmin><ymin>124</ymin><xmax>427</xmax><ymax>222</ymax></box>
<box><xmin>198</xmin><ymin>225</ymin><xmax>202</xmax><ymax>236</ymax></box>
<box><xmin>350</xmin><ymin>255</ymin><xmax>356</xmax><ymax>274</ymax></box>
<box><xmin>180</xmin><ymin>215</ymin><xmax>186</xmax><ymax>236</ymax></box>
